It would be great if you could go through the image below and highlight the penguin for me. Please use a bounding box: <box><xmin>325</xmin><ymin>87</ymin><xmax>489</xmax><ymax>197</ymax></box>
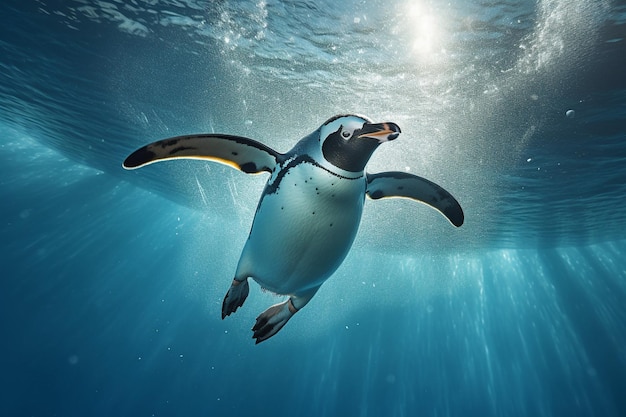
<box><xmin>123</xmin><ymin>114</ymin><xmax>464</xmax><ymax>344</ymax></box>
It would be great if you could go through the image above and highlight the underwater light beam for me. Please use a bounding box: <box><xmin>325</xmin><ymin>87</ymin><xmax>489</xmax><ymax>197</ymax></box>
<box><xmin>404</xmin><ymin>2</ymin><xmax>445</xmax><ymax>59</ymax></box>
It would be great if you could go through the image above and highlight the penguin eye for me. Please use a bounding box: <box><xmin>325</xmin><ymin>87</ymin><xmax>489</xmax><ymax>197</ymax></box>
<box><xmin>341</xmin><ymin>130</ymin><xmax>352</xmax><ymax>139</ymax></box>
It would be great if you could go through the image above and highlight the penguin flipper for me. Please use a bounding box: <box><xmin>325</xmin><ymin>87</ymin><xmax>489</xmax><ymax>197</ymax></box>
<box><xmin>122</xmin><ymin>134</ymin><xmax>280</xmax><ymax>174</ymax></box>
<box><xmin>366</xmin><ymin>171</ymin><xmax>464</xmax><ymax>227</ymax></box>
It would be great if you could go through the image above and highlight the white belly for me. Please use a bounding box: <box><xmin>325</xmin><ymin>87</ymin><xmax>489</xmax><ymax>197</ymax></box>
<box><xmin>235</xmin><ymin>163</ymin><xmax>365</xmax><ymax>295</ymax></box>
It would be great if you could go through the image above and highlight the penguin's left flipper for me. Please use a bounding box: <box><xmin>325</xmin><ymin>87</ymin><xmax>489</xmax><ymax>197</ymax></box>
<box><xmin>366</xmin><ymin>171</ymin><xmax>464</xmax><ymax>227</ymax></box>
<box><xmin>122</xmin><ymin>134</ymin><xmax>281</xmax><ymax>174</ymax></box>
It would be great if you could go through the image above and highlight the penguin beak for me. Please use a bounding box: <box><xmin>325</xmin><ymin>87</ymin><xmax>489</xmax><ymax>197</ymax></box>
<box><xmin>357</xmin><ymin>122</ymin><xmax>401</xmax><ymax>142</ymax></box>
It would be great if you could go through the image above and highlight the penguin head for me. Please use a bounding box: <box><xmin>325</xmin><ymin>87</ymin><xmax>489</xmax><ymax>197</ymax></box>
<box><xmin>319</xmin><ymin>114</ymin><xmax>401</xmax><ymax>172</ymax></box>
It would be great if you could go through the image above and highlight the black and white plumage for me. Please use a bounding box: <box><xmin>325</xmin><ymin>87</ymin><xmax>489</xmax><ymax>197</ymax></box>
<box><xmin>123</xmin><ymin>114</ymin><xmax>463</xmax><ymax>343</ymax></box>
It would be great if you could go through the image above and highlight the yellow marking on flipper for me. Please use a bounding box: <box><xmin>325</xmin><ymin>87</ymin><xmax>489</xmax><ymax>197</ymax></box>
<box><xmin>123</xmin><ymin>154</ymin><xmax>268</xmax><ymax>175</ymax></box>
<box><xmin>202</xmin><ymin>155</ymin><xmax>270</xmax><ymax>175</ymax></box>
<box><xmin>200</xmin><ymin>155</ymin><xmax>243</xmax><ymax>170</ymax></box>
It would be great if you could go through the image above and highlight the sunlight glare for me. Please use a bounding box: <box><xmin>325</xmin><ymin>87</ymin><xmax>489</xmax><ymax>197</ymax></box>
<box><xmin>404</xmin><ymin>1</ymin><xmax>445</xmax><ymax>60</ymax></box>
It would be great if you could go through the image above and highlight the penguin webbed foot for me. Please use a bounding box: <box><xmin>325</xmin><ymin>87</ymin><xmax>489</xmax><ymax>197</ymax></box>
<box><xmin>252</xmin><ymin>300</ymin><xmax>295</xmax><ymax>344</ymax></box>
<box><xmin>222</xmin><ymin>279</ymin><xmax>249</xmax><ymax>319</ymax></box>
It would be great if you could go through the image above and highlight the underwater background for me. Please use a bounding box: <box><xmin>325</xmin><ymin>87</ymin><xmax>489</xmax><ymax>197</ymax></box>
<box><xmin>1</xmin><ymin>0</ymin><xmax>625</xmax><ymax>416</ymax></box>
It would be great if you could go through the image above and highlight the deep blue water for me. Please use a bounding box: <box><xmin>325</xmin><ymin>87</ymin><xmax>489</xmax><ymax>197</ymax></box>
<box><xmin>1</xmin><ymin>0</ymin><xmax>625</xmax><ymax>416</ymax></box>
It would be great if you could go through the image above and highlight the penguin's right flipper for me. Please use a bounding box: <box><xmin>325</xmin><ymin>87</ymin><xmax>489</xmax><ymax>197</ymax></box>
<box><xmin>123</xmin><ymin>134</ymin><xmax>280</xmax><ymax>174</ymax></box>
<box><xmin>366</xmin><ymin>171</ymin><xmax>464</xmax><ymax>227</ymax></box>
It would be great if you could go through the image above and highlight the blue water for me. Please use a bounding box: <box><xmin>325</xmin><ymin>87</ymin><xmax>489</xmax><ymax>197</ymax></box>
<box><xmin>1</xmin><ymin>0</ymin><xmax>625</xmax><ymax>416</ymax></box>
